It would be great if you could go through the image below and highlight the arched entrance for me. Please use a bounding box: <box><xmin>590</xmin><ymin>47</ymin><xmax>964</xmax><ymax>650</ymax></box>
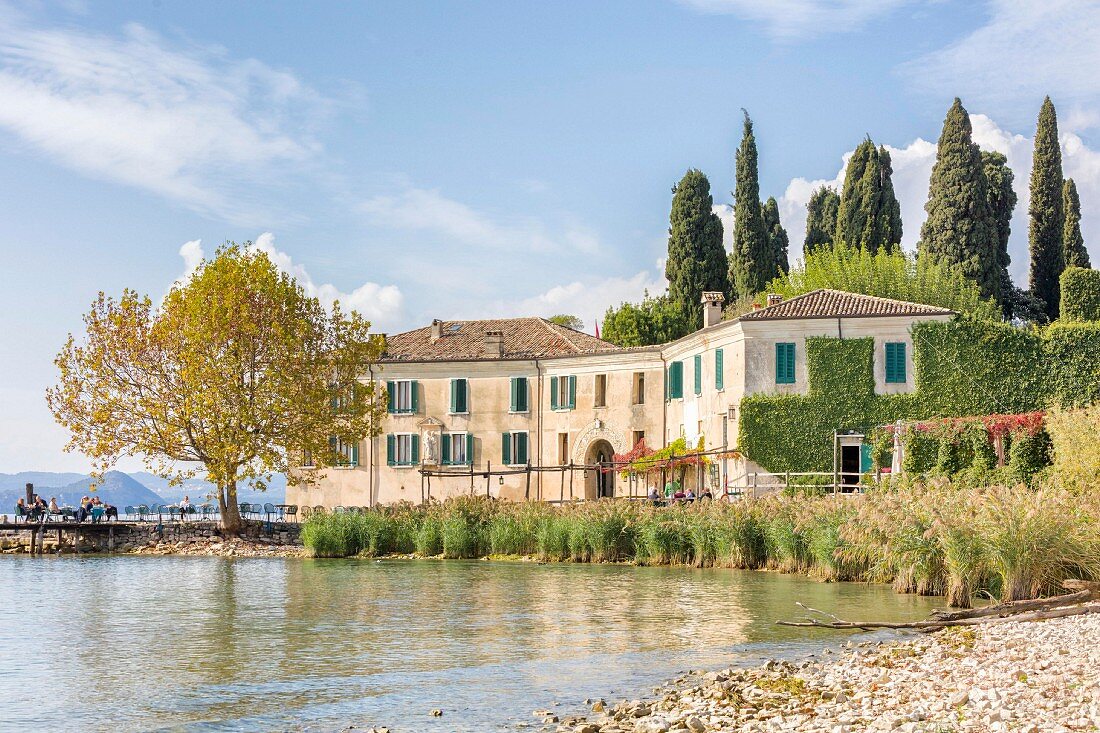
<box><xmin>586</xmin><ymin>439</ymin><xmax>616</xmax><ymax>499</ymax></box>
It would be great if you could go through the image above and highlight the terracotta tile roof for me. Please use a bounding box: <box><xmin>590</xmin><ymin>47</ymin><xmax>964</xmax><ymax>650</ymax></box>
<box><xmin>739</xmin><ymin>289</ymin><xmax>955</xmax><ymax>321</ymax></box>
<box><xmin>382</xmin><ymin>318</ymin><xmax>619</xmax><ymax>362</ymax></box>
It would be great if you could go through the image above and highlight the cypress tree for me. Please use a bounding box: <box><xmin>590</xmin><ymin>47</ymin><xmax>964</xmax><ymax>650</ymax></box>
<box><xmin>728</xmin><ymin>110</ymin><xmax>773</xmax><ymax>298</ymax></box>
<box><xmin>1028</xmin><ymin>96</ymin><xmax>1065</xmax><ymax>318</ymax></box>
<box><xmin>834</xmin><ymin>138</ymin><xmax>903</xmax><ymax>254</ymax></box>
<box><xmin>665</xmin><ymin>169</ymin><xmax>728</xmax><ymax>326</ymax></box>
<box><xmin>804</xmin><ymin>185</ymin><xmax>840</xmax><ymax>255</ymax></box>
<box><xmin>1063</xmin><ymin>178</ymin><xmax>1090</xmax><ymax>269</ymax></box>
<box><xmin>982</xmin><ymin>150</ymin><xmax>1018</xmax><ymax>315</ymax></box>
<box><xmin>918</xmin><ymin>98</ymin><xmax>1001</xmax><ymax>303</ymax></box>
<box><xmin>763</xmin><ymin>197</ymin><xmax>790</xmax><ymax>275</ymax></box>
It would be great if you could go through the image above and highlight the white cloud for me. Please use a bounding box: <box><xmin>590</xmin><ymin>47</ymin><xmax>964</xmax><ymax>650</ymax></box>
<box><xmin>678</xmin><ymin>0</ymin><xmax>910</xmax><ymax>39</ymax></box>
<box><xmin>361</xmin><ymin>187</ymin><xmax>602</xmax><ymax>254</ymax></box>
<box><xmin>898</xmin><ymin>0</ymin><xmax>1100</xmax><ymax>118</ymax></box>
<box><xmin>0</xmin><ymin>15</ymin><xmax>325</xmax><ymax>223</ymax></box>
<box><xmin>775</xmin><ymin>113</ymin><xmax>1100</xmax><ymax>283</ymax></box>
<box><xmin>178</xmin><ymin>235</ymin><xmax>404</xmax><ymax>330</ymax></box>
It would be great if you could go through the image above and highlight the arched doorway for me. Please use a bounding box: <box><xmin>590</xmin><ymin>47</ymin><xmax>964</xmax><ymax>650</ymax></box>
<box><xmin>586</xmin><ymin>439</ymin><xmax>615</xmax><ymax>499</ymax></box>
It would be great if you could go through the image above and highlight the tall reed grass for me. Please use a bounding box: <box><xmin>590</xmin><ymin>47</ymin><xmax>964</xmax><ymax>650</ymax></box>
<box><xmin>300</xmin><ymin>481</ymin><xmax>1100</xmax><ymax>607</ymax></box>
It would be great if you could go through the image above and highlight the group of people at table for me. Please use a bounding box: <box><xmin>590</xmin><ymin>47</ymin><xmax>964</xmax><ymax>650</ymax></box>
<box><xmin>646</xmin><ymin>480</ymin><xmax>714</xmax><ymax>504</ymax></box>
<box><xmin>15</xmin><ymin>494</ymin><xmax>118</xmax><ymax>523</ymax></box>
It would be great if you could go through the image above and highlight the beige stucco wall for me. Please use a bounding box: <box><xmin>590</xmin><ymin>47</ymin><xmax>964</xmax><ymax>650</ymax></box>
<box><xmin>287</xmin><ymin>311</ymin><xmax>954</xmax><ymax>508</ymax></box>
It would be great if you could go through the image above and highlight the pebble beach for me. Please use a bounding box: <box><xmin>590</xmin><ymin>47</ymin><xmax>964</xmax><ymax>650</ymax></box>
<box><xmin>550</xmin><ymin>612</ymin><xmax>1100</xmax><ymax>733</ymax></box>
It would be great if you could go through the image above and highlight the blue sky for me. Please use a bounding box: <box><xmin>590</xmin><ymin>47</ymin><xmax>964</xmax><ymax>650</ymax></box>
<box><xmin>1</xmin><ymin>0</ymin><xmax>1098</xmax><ymax>471</ymax></box>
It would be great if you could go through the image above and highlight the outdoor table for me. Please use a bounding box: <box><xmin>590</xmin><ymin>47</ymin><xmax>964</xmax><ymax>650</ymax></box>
<box><xmin>274</xmin><ymin>504</ymin><xmax>290</xmax><ymax>521</ymax></box>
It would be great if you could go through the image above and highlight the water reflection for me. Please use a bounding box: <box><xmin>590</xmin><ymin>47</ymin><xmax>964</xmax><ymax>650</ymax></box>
<box><xmin>0</xmin><ymin>557</ymin><xmax>938</xmax><ymax>732</ymax></box>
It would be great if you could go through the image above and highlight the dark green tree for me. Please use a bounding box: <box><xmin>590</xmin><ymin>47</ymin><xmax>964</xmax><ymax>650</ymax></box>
<box><xmin>918</xmin><ymin>98</ymin><xmax>1001</xmax><ymax>303</ymax></box>
<box><xmin>728</xmin><ymin>110</ymin><xmax>773</xmax><ymax>298</ymax></box>
<box><xmin>804</xmin><ymin>185</ymin><xmax>840</xmax><ymax>255</ymax></box>
<box><xmin>982</xmin><ymin>150</ymin><xmax>1018</xmax><ymax>316</ymax></box>
<box><xmin>834</xmin><ymin>138</ymin><xmax>903</xmax><ymax>253</ymax></box>
<box><xmin>1063</xmin><ymin>178</ymin><xmax>1090</xmax><ymax>269</ymax></box>
<box><xmin>601</xmin><ymin>292</ymin><xmax>692</xmax><ymax>347</ymax></box>
<box><xmin>665</xmin><ymin>169</ymin><xmax>728</xmax><ymax>325</ymax></box>
<box><xmin>763</xmin><ymin>197</ymin><xmax>790</xmax><ymax>275</ymax></box>
<box><xmin>1028</xmin><ymin>96</ymin><xmax>1065</xmax><ymax>319</ymax></box>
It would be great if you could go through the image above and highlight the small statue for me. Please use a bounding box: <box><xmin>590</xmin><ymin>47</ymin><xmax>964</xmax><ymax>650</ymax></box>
<box><xmin>424</xmin><ymin>431</ymin><xmax>438</xmax><ymax>464</ymax></box>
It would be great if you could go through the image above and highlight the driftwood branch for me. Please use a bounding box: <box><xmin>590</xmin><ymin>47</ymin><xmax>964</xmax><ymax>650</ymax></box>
<box><xmin>778</xmin><ymin>581</ymin><xmax>1100</xmax><ymax>632</ymax></box>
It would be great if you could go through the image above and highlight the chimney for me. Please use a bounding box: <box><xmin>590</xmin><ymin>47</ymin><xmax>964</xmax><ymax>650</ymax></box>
<box><xmin>766</xmin><ymin>293</ymin><xmax>783</xmax><ymax>307</ymax></box>
<box><xmin>484</xmin><ymin>330</ymin><xmax>504</xmax><ymax>357</ymax></box>
<box><xmin>430</xmin><ymin>319</ymin><xmax>444</xmax><ymax>342</ymax></box>
<box><xmin>701</xmin><ymin>291</ymin><xmax>725</xmax><ymax>328</ymax></box>
<box><xmin>751</xmin><ymin>303</ymin><xmax>761</xmax><ymax>311</ymax></box>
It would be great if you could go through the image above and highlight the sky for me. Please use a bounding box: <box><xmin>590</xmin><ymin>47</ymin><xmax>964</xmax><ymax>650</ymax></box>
<box><xmin>1</xmin><ymin>0</ymin><xmax>1099</xmax><ymax>472</ymax></box>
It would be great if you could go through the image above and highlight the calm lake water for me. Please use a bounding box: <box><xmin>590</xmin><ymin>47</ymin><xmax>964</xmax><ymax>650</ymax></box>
<box><xmin>0</xmin><ymin>557</ymin><xmax>939</xmax><ymax>732</ymax></box>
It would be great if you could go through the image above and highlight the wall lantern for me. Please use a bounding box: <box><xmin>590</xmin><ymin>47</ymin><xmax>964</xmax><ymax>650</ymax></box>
<box><xmin>499</xmin><ymin>476</ymin><xmax>505</xmax><ymax>485</ymax></box>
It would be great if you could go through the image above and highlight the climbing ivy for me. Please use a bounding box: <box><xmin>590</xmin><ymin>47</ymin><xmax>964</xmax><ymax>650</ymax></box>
<box><xmin>739</xmin><ymin>318</ymin><xmax>1100</xmax><ymax>472</ymax></box>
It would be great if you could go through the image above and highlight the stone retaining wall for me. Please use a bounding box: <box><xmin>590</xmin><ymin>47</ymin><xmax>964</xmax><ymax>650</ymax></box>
<box><xmin>0</xmin><ymin>521</ymin><xmax>302</xmax><ymax>554</ymax></box>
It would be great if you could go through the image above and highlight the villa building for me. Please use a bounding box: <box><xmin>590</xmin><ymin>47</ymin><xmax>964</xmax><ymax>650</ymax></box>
<box><xmin>289</xmin><ymin>289</ymin><xmax>953</xmax><ymax>508</ymax></box>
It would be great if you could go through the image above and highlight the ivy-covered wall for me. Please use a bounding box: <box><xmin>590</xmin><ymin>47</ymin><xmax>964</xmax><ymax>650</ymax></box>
<box><xmin>738</xmin><ymin>318</ymin><xmax>1100</xmax><ymax>472</ymax></box>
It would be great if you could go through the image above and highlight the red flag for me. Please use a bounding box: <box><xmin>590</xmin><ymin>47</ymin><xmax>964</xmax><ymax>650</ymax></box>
<box><xmin>594</xmin><ymin>319</ymin><xmax>600</xmax><ymax>338</ymax></box>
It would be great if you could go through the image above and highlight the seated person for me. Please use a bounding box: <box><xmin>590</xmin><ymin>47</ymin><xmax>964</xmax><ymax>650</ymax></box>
<box><xmin>179</xmin><ymin>496</ymin><xmax>191</xmax><ymax>521</ymax></box>
<box><xmin>647</xmin><ymin>486</ymin><xmax>660</xmax><ymax>504</ymax></box>
<box><xmin>699</xmin><ymin>488</ymin><xmax>713</xmax><ymax>501</ymax></box>
<box><xmin>685</xmin><ymin>489</ymin><xmax>696</xmax><ymax>502</ymax></box>
<box><xmin>14</xmin><ymin>497</ymin><xmax>27</xmax><ymax>520</ymax></box>
<box><xmin>75</xmin><ymin>496</ymin><xmax>94</xmax><ymax>523</ymax></box>
<box><xmin>30</xmin><ymin>495</ymin><xmax>48</xmax><ymax>521</ymax></box>
<box><xmin>672</xmin><ymin>489</ymin><xmax>687</xmax><ymax>501</ymax></box>
<box><xmin>48</xmin><ymin>497</ymin><xmax>60</xmax><ymax>514</ymax></box>
<box><xmin>102</xmin><ymin>501</ymin><xmax>118</xmax><ymax>521</ymax></box>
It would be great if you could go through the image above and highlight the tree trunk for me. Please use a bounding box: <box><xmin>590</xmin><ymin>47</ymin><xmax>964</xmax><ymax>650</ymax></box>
<box><xmin>219</xmin><ymin>481</ymin><xmax>243</xmax><ymax>535</ymax></box>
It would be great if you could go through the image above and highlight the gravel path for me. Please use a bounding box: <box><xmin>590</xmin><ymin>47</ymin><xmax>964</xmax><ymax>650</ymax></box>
<box><xmin>552</xmin><ymin>612</ymin><xmax>1100</xmax><ymax>733</ymax></box>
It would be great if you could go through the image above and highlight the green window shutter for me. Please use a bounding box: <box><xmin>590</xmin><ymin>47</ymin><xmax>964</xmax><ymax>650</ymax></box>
<box><xmin>441</xmin><ymin>434</ymin><xmax>451</xmax><ymax>465</ymax></box>
<box><xmin>351</xmin><ymin>442</ymin><xmax>359</xmax><ymax>467</ymax></box>
<box><xmin>860</xmin><ymin>443</ymin><xmax>873</xmax><ymax>473</ymax></box>
<box><xmin>517</xmin><ymin>433</ymin><xmax>528</xmax><ymax>464</ymax></box>
<box><xmin>550</xmin><ymin>376</ymin><xmax>559</xmax><ymax>410</ymax></box>
<box><xmin>694</xmin><ymin>355</ymin><xmax>702</xmax><ymax>395</ymax></box>
<box><xmin>386</xmin><ymin>434</ymin><xmax>395</xmax><ymax>466</ymax></box>
<box><xmin>776</xmin><ymin>343</ymin><xmax>795</xmax><ymax>384</ymax></box>
<box><xmin>501</xmin><ymin>432</ymin><xmax>512</xmax><ymax>465</ymax></box>
<box><xmin>411</xmin><ymin>434</ymin><xmax>420</xmax><ymax>464</ymax></box>
<box><xmin>410</xmin><ymin>381</ymin><xmax>419</xmax><ymax>413</ymax></box>
<box><xmin>450</xmin><ymin>380</ymin><xmax>458</xmax><ymax>413</ymax></box>
<box><xmin>466</xmin><ymin>433</ymin><xmax>475</xmax><ymax>465</ymax></box>
<box><xmin>669</xmin><ymin>361</ymin><xmax>683</xmax><ymax>399</ymax></box>
<box><xmin>458</xmin><ymin>379</ymin><xmax>468</xmax><ymax>413</ymax></box>
<box><xmin>518</xmin><ymin>377</ymin><xmax>528</xmax><ymax>412</ymax></box>
<box><xmin>568</xmin><ymin>375</ymin><xmax>576</xmax><ymax>409</ymax></box>
<box><xmin>386</xmin><ymin>381</ymin><xmax>395</xmax><ymax>413</ymax></box>
<box><xmin>715</xmin><ymin>349</ymin><xmax>724</xmax><ymax>391</ymax></box>
<box><xmin>886</xmin><ymin>342</ymin><xmax>906</xmax><ymax>383</ymax></box>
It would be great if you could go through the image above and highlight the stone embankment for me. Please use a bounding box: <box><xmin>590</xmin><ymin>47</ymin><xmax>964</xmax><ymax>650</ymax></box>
<box><xmin>552</xmin><ymin>613</ymin><xmax>1100</xmax><ymax>733</ymax></box>
<box><xmin>0</xmin><ymin>521</ymin><xmax>304</xmax><ymax>557</ymax></box>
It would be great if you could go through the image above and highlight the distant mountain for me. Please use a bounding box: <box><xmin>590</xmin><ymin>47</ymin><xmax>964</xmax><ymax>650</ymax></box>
<box><xmin>1</xmin><ymin>470</ymin><xmax>165</xmax><ymax>509</ymax></box>
<box><xmin>0</xmin><ymin>471</ymin><xmax>87</xmax><ymax>492</ymax></box>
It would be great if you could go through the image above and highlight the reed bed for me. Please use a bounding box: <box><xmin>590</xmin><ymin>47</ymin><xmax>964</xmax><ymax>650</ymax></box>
<box><xmin>300</xmin><ymin>484</ymin><xmax>1100</xmax><ymax>606</ymax></box>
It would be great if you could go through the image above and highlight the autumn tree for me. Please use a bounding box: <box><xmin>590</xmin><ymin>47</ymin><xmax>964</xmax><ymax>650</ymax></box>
<box><xmin>47</xmin><ymin>244</ymin><xmax>386</xmax><ymax>533</ymax></box>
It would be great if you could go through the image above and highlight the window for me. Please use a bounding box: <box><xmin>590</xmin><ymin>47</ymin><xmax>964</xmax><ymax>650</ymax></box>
<box><xmin>386</xmin><ymin>433</ymin><xmax>419</xmax><ymax>466</ymax></box>
<box><xmin>386</xmin><ymin>380</ymin><xmax>418</xmax><ymax>414</ymax></box>
<box><xmin>550</xmin><ymin>375</ymin><xmax>576</xmax><ymax>410</ymax></box>
<box><xmin>886</xmin><ymin>342</ymin><xmax>907</xmax><ymax>383</ymax></box>
<box><xmin>633</xmin><ymin>372</ymin><xmax>645</xmax><ymax>404</ymax></box>
<box><xmin>509</xmin><ymin>376</ymin><xmax>529</xmax><ymax>413</ymax></box>
<box><xmin>450</xmin><ymin>378</ymin><xmax>469</xmax><ymax>414</ymax></box>
<box><xmin>632</xmin><ymin>430</ymin><xmax>645</xmax><ymax>448</ymax></box>
<box><xmin>330</xmin><ymin>438</ymin><xmax>359</xmax><ymax>467</ymax></box>
<box><xmin>557</xmin><ymin>432</ymin><xmax>569</xmax><ymax>464</ymax></box>
<box><xmin>715</xmin><ymin>348</ymin><xmax>724</xmax><ymax>391</ymax></box>
<box><xmin>594</xmin><ymin>374</ymin><xmax>607</xmax><ymax>408</ymax></box>
<box><xmin>775</xmin><ymin>343</ymin><xmax>795</xmax><ymax>384</ymax></box>
<box><xmin>667</xmin><ymin>361</ymin><xmax>684</xmax><ymax>400</ymax></box>
<box><xmin>694</xmin><ymin>354</ymin><xmax>703</xmax><ymax>395</ymax></box>
<box><xmin>501</xmin><ymin>431</ymin><xmax>529</xmax><ymax>465</ymax></box>
<box><xmin>442</xmin><ymin>432</ymin><xmax>473</xmax><ymax>466</ymax></box>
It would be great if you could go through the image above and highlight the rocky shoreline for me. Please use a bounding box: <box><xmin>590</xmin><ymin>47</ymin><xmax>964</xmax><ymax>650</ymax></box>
<box><xmin>548</xmin><ymin>613</ymin><xmax>1100</xmax><ymax>733</ymax></box>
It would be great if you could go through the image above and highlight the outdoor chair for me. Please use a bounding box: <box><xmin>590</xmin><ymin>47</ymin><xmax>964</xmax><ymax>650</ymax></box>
<box><xmin>167</xmin><ymin>506</ymin><xmax>180</xmax><ymax>522</ymax></box>
<box><xmin>284</xmin><ymin>504</ymin><xmax>298</xmax><ymax>523</ymax></box>
<box><xmin>313</xmin><ymin>505</ymin><xmax>327</xmax><ymax>516</ymax></box>
<box><xmin>137</xmin><ymin>505</ymin><xmax>149</xmax><ymax>521</ymax></box>
<box><xmin>90</xmin><ymin>506</ymin><xmax>105</xmax><ymax>523</ymax></box>
<box><xmin>124</xmin><ymin>506</ymin><xmax>135</xmax><ymax>520</ymax></box>
<box><xmin>61</xmin><ymin>507</ymin><xmax>76</xmax><ymax>522</ymax></box>
<box><xmin>13</xmin><ymin>504</ymin><xmax>27</xmax><ymax>523</ymax></box>
<box><xmin>264</xmin><ymin>503</ymin><xmax>277</xmax><ymax>522</ymax></box>
<box><xmin>238</xmin><ymin>503</ymin><xmax>251</xmax><ymax>519</ymax></box>
<box><xmin>299</xmin><ymin>505</ymin><xmax>312</xmax><ymax>521</ymax></box>
<box><xmin>149</xmin><ymin>504</ymin><xmax>162</xmax><ymax>521</ymax></box>
<box><xmin>333</xmin><ymin>506</ymin><xmax>346</xmax><ymax>514</ymax></box>
<box><xmin>201</xmin><ymin>504</ymin><xmax>216</xmax><ymax>521</ymax></box>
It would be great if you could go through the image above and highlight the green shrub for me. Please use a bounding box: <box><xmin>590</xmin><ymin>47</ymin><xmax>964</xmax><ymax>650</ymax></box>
<box><xmin>1059</xmin><ymin>266</ymin><xmax>1100</xmax><ymax>321</ymax></box>
<box><xmin>1009</xmin><ymin>430</ymin><xmax>1052</xmax><ymax>485</ymax></box>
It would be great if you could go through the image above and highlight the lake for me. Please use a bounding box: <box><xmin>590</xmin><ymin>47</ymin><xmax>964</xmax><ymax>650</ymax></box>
<box><xmin>0</xmin><ymin>557</ymin><xmax>939</xmax><ymax>732</ymax></box>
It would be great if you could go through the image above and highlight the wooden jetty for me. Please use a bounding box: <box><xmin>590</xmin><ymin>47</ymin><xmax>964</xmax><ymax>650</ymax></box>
<box><xmin>0</xmin><ymin>521</ymin><xmax>133</xmax><ymax>554</ymax></box>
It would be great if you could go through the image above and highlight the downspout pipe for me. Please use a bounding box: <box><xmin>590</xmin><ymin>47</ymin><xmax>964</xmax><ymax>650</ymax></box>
<box><xmin>535</xmin><ymin>357</ymin><xmax>543</xmax><ymax>499</ymax></box>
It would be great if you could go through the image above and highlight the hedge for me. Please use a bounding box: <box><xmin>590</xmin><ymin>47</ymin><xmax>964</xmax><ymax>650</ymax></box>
<box><xmin>1060</xmin><ymin>266</ymin><xmax>1100</xmax><ymax>322</ymax></box>
<box><xmin>739</xmin><ymin>318</ymin><xmax>1100</xmax><ymax>472</ymax></box>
